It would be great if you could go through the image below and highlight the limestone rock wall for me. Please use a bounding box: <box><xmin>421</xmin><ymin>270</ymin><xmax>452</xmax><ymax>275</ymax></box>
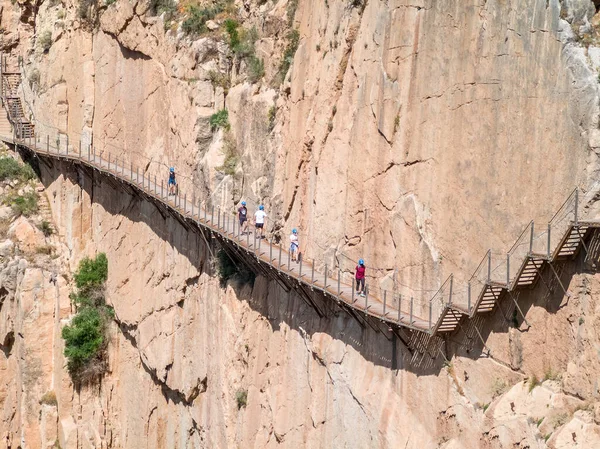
<box><xmin>2</xmin><ymin>0</ymin><xmax>600</xmax><ymax>447</ymax></box>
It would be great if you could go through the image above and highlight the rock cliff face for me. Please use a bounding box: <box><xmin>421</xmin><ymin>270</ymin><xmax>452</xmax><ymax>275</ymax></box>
<box><xmin>3</xmin><ymin>0</ymin><xmax>600</xmax><ymax>447</ymax></box>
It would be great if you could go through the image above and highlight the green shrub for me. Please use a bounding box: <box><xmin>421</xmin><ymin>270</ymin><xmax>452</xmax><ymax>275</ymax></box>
<box><xmin>210</xmin><ymin>109</ymin><xmax>230</xmax><ymax>131</ymax></box>
<box><xmin>287</xmin><ymin>0</ymin><xmax>298</xmax><ymax>25</ymax></box>
<box><xmin>528</xmin><ymin>374</ymin><xmax>540</xmax><ymax>393</ymax></box>
<box><xmin>208</xmin><ymin>70</ymin><xmax>231</xmax><ymax>92</ymax></box>
<box><xmin>38</xmin><ymin>220</ymin><xmax>53</xmax><ymax>237</ymax></box>
<box><xmin>216</xmin><ymin>132</ymin><xmax>239</xmax><ymax>175</ymax></box>
<box><xmin>182</xmin><ymin>4</ymin><xmax>222</xmax><ymax>36</ymax></box>
<box><xmin>62</xmin><ymin>306</ymin><xmax>104</xmax><ymax>373</ymax></box>
<box><xmin>74</xmin><ymin>253</ymin><xmax>108</xmax><ymax>294</ymax></box>
<box><xmin>39</xmin><ymin>30</ymin><xmax>52</xmax><ymax>52</ymax></box>
<box><xmin>278</xmin><ymin>29</ymin><xmax>300</xmax><ymax>81</ymax></box>
<box><xmin>62</xmin><ymin>253</ymin><xmax>111</xmax><ymax>382</ymax></box>
<box><xmin>247</xmin><ymin>56</ymin><xmax>265</xmax><ymax>83</ymax></box>
<box><xmin>0</xmin><ymin>157</ymin><xmax>35</xmax><ymax>182</ymax></box>
<box><xmin>7</xmin><ymin>192</ymin><xmax>38</xmax><ymax>217</ymax></box>
<box><xmin>149</xmin><ymin>0</ymin><xmax>177</xmax><ymax>22</ymax></box>
<box><xmin>236</xmin><ymin>389</ymin><xmax>248</xmax><ymax>409</ymax></box>
<box><xmin>224</xmin><ymin>19</ymin><xmax>240</xmax><ymax>49</ymax></box>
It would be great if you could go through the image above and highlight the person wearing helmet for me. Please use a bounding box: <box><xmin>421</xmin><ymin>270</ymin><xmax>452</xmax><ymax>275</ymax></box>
<box><xmin>168</xmin><ymin>167</ymin><xmax>177</xmax><ymax>196</ymax></box>
<box><xmin>238</xmin><ymin>201</ymin><xmax>248</xmax><ymax>235</ymax></box>
<box><xmin>254</xmin><ymin>204</ymin><xmax>267</xmax><ymax>239</ymax></box>
<box><xmin>355</xmin><ymin>259</ymin><xmax>366</xmax><ymax>297</ymax></box>
<box><xmin>290</xmin><ymin>228</ymin><xmax>299</xmax><ymax>262</ymax></box>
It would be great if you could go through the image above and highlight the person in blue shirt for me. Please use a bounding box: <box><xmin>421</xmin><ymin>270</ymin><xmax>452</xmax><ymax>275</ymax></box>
<box><xmin>168</xmin><ymin>167</ymin><xmax>177</xmax><ymax>195</ymax></box>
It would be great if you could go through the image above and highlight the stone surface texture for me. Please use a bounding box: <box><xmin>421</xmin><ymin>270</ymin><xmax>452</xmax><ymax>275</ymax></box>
<box><xmin>1</xmin><ymin>0</ymin><xmax>600</xmax><ymax>447</ymax></box>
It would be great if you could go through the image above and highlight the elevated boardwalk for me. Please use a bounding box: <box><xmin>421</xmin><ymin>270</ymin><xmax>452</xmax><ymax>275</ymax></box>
<box><xmin>2</xmin><ymin>59</ymin><xmax>600</xmax><ymax>350</ymax></box>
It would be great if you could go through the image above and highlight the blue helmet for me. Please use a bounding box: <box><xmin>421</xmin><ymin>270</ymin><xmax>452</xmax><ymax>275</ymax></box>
<box><xmin>169</xmin><ymin>167</ymin><xmax>174</xmax><ymax>173</ymax></box>
<box><xmin>241</xmin><ymin>201</ymin><xmax>246</xmax><ymax>206</ymax></box>
<box><xmin>358</xmin><ymin>259</ymin><xmax>364</xmax><ymax>265</ymax></box>
<box><xmin>259</xmin><ymin>205</ymin><xmax>264</xmax><ymax>210</ymax></box>
<box><xmin>292</xmin><ymin>228</ymin><xmax>297</xmax><ymax>234</ymax></box>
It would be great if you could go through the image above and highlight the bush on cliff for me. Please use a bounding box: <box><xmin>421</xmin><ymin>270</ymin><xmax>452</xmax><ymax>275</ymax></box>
<box><xmin>62</xmin><ymin>253</ymin><xmax>112</xmax><ymax>383</ymax></box>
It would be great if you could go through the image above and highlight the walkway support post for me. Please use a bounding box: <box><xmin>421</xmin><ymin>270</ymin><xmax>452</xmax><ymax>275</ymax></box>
<box><xmin>383</xmin><ymin>290</ymin><xmax>387</xmax><ymax>316</ymax></box>
<box><xmin>429</xmin><ymin>302</ymin><xmax>432</xmax><ymax>330</ymax></box>
<box><xmin>410</xmin><ymin>297</ymin><xmax>414</xmax><ymax>325</ymax></box>
<box><xmin>506</xmin><ymin>254</ymin><xmax>510</xmax><ymax>288</ymax></box>
<box><xmin>468</xmin><ymin>282</ymin><xmax>472</xmax><ymax>315</ymax></box>
<box><xmin>575</xmin><ymin>188</ymin><xmax>579</xmax><ymax>225</ymax></box>
<box><xmin>398</xmin><ymin>294</ymin><xmax>402</xmax><ymax>322</ymax></box>
<box><xmin>547</xmin><ymin>223</ymin><xmax>551</xmax><ymax>259</ymax></box>
<box><xmin>529</xmin><ymin>222</ymin><xmax>534</xmax><ymax>254</ymax></box>
<box><xmin>337</xmin><ymin>270</ymin><xmax>341</xmax><ymax>299</ymax></box>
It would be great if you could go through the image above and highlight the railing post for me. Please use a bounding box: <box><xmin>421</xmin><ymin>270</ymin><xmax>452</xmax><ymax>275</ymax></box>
<box><xmin>410</xmin><ymin>297</ymin><xmax>414</xmax><ymax>325</ymax></box>
<box><xmin>574</xmin><ymin>188</ymin><xmax>579</xmax><ymax>225</ymax></box>
<box><xmin>529</xmin><ymin>222</ymin><xmax>534</xmax><ymax>254</ymax></box>
<box><xmin>337</xmin><ymin>270</ymin><xmax>341</xmax><ymax>298</ymax></box>
<box><xmin>269</xmin><ymin>238</ymin><xmax>272</xmax><ymax>262</ymax></box>
<box><xmin>311</xmin><ymin>261</ymin><xmax>315</xmax><ymax>285</ymax></box>
<box><xmin>506</xmin><ymin>254</ymin><xmax>510</xmax><ymax>288</ymax></box>
<box><xmin>46</xmin><ymin>135</ymin><xmax>49</xmax><ymax>153</ymax></box>
<box><xmin>449</xmin><ymin>274</ymin><xmax>453</xmax><ymax>305</ymax></box>
<box><xmin>211</xmin><ymin>205</ymin><xmax>215</xmax><ymax>225</ymax></box>
<box><xmin>217</xmin><ymin>207</ymin><xmax>220</xmax><ymax>228</ymax></box>
<box><xmin>136</xmin><ymin>167</ymin><xmax>139</xmax><ymax>185</ymax></box>
<box><xmin>191</xmin><ymin>198</ymin><xmax>194</xmax><ymax>217</ymax></box>
<box><xmin>154</xmin><ymin>175</ymin><xmax>157</xmax><ymax>194</ymax></box>
<box><xmin>365</xmin><ymin>288</ymin><xmax>368</xmax><ymax>313</ymax></box>
<box><xmin>352</xmin><ymin>278</ymin><xmax>355</xmax><ymax>303</ymax></box>
<box><xmin>287</xmin><ymin>247</ymin><xmax>290</xmax><ymax>267</ymax></box>
<box><xmin>547</xmin><ymin>223</ymin><xmax>551</xmax><ymax>259</ymax></box>
<box><xmin>198</xmin><ymin>201</ymin><xmax>201</xmax><ymax>220</ymax></box>
<box><xmin>324</xmin><ymin>264</ymin><xmax>328</xmax><ymax>289</ymax></box>
<box><xmin>299</xmin><ymin>258</ymin><xmax>303</xmax><ymax>278</ymax></box>
<box><xmin>161</xmin><ymin>180</ymin><xmax>164</xmax><ymax>198</ymax></box>
<box><xmin>88</xmin><ymin>145</ymin><xmax>90</xmax><ymax>161</ymax></box>
<box><xmin>93</xmin><ymin>146</ymin><xmax>95</xmax><ymax>162</ymax></box>
<box><xmin>108</xmin><ymin>153</ymin><xmax>111</xmax><ymax>171</ymax></box>
<box><xmin>487</xmin><ymin>249</ymin><xmax>491</xmax><ymax>283</ymax></box>
<box><xmin>66</xmin><ymin>135</ymin><xmax>69</xmax><ymax>155</ymax></box>
<box><xmin>468</xmin><ymin>282</ymin><xmax>472</xmax><ymax>314</ymax></box>
<box><xmin>130</xmin><ymin>161</ymin><xmax>133</xmax><ymax>178</ymax></box>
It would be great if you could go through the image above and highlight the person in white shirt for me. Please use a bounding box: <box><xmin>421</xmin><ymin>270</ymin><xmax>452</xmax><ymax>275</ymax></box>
<box><xmin>290</xmin><ymin>228</ymin><xmax>299</xmax><ymax>262</ymax></box>
<box><xmin>254</xmin><ymin>204</ymin><xmax>267</xmax><ymax>239</ymax></box>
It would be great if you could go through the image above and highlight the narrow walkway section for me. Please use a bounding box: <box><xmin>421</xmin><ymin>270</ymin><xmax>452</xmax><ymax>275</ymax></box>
<box><xmin>2</xmin><ymin>56</ymin><xmax>600</xmax><ymax>344</ymax></box>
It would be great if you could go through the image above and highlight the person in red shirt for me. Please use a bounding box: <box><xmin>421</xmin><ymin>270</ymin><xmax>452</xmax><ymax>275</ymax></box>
<box><xmin>355</xmin><ymin>259</ymin><xmax>366</xmax><ymax>297</ymax></box>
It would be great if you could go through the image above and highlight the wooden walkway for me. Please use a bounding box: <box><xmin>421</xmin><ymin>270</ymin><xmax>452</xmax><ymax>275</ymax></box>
<box><xmin>2</xmin><ymin>59</ymin><xmax>600</xmax><ymax>342</ymax></box>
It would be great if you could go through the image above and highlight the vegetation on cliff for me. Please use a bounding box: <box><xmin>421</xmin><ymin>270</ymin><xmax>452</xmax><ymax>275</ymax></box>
<box><xmin>62</xmin><ymin>253</ymin><xmax>113</xmax><ymax>383</ymax></box>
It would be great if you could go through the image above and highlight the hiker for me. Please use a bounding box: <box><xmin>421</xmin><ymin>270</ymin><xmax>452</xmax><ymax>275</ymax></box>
<box><xmin>290</xmin><ymin>228</ymin><xmax>299</xmax><ymax>262</ymax></box>
<box><xmin>168</xmin><ymin>167</ymin><xmax>177</xmax><ymax>196</ymax></box>
<box><xmin>254</xmin><ymin>204</ymin><xmax>267</xmax><ymax>239</ymax></box>
<box><xmin>238</xmin><ymin>201</ymin><xmax>249</xmax><ymax>235</ymax></box>
<box><xmin>355</xmin><ymin>259</ymin><xmax>366</xmax><ymax>297</ymax></box>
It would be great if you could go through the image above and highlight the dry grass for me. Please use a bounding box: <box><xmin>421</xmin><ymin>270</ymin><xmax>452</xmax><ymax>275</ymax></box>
<box><xmin>39</xmin><ymin>390</ymin><xmax>57</xmax><ymax>407</ymax></box>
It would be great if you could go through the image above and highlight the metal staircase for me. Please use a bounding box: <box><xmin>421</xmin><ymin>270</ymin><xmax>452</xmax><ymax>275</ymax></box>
<box><xmin>1</xmin><ymin>55</ymin><xmax>600</xmax><ymax>352</ymax></box>
<box><xmin>0</xmin><ymin>55</ymin><xmax>34</xmax><ymax>139</ymax></box>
